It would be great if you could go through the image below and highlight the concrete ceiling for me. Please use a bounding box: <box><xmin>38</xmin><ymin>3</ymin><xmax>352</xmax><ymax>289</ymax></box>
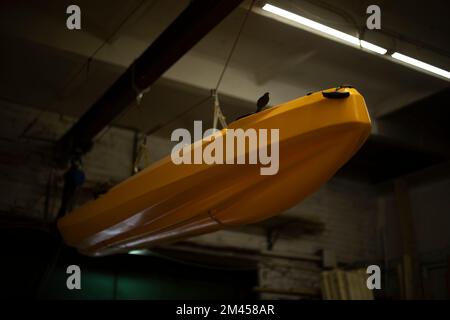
<box><xmin>0</xmin><ymin>0</ymin><xmax>449</xmax><ymax>142</ymax></box>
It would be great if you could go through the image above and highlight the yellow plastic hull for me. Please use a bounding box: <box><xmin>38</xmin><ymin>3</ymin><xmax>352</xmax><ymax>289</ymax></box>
<box><xmin>58</xmin><ymin>87</ymin><xmax>371</xmax><ymax>256</ymax></box>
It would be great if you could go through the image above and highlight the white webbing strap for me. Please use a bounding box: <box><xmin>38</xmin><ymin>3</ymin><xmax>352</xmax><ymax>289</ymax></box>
<box><xmin>212</xmin><ymin>90</ymin><xmax>227</xmax><ymax>130</ymax></box>
<box><xmin>133</xmin><ymin>135</ymin><xmax>151</xmax><ymax>173</ymax></box>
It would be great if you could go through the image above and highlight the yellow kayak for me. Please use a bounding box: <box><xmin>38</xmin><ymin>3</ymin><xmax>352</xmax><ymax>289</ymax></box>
<box><xmin>58</xmin><ymin>87</ymin><xmax>371</xmax><ymax>256</ymax></box>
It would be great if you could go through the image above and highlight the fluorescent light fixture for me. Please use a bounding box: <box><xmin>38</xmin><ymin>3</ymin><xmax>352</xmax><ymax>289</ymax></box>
<box><xmin>262</xmin><ymin>4</ymin><xmax>360</xmax><ymax>46</ymax></box>
<box><xmin>262</xmin><ymin>4</ymin><xmax>387</xmax><ymax>55</ymax></box>
<box><xmin>391</xmin><ymin>52</ymin><xmax>450</xmax><ymax>79</ymax></box>
<box><xmin>262</xmin><ymin>3</ymin><xmax>449</xmax><ymax>80</ymax></box>
<box><xmin>360</xmin><ymin>40</ymin><xmax>387</xmax><ymax>55</ymax></box>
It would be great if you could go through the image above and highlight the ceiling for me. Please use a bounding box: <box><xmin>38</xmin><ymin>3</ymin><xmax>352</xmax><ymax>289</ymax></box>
<box><xmin>0</xmin><ymin>0</ymin><xmax>449</xmax><ymax>146</ymax></box>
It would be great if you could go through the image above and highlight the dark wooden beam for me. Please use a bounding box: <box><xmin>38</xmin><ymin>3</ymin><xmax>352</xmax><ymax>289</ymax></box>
<box><xmin>57</xmin><ymin>0</ymin><xmax>244</xmax><ymax>157</ymax></box>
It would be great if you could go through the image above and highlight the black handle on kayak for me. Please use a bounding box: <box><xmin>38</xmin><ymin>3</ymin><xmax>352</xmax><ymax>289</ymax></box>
<box><xmin>322</xmin><ymin>91</ymin><xmax>350</xmax><ymax>99</ymax></box>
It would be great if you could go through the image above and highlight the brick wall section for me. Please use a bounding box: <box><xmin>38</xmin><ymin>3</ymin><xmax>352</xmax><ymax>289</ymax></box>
<box><xmin>0</xmin><ymin>100</ymin><xmax>134</xmax><ymax>220</ymax></box>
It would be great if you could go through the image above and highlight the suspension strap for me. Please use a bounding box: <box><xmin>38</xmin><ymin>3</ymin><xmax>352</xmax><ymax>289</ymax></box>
<box><xmin>133</xmin><ymin>135</ymin><xmax>151</xmax><ymax>173</ymax></box>
<box><xmin>211</xmin><ymin>89</ymin><xmax>227</xmax><ymax>130</ymax></box>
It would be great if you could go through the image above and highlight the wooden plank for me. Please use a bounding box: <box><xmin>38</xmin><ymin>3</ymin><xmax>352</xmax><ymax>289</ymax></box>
<box><xmin>359</xmin><ymin>269</ymin><xmax>374</xmax><ymax>300</ymax></box>
<box><xmin>321</xmin><ymin>271</ymin><xmax>332</xmax><ymax>300</ymax></box>
<box><xmin>337</xmin><ymin>270</ymin><xmax>347</xmax><ymax>300</ymax></box>
<box><xmin>329</xmin><ymin>270</ymin><xmax>340</xmax><ymax>300</ymax></box>
<box><xmin>394</xmin><ymin>179</ymin><xmax>420</xmax><ymax>299</ymax></box>
<box><xmin>397</xmin><ymin>262</ymin><xmax>405</xmax><ymax>299</ymax></box>
<box><xmin>254</xmin><ymin>286</ymin><xmax>320</xmax><ymax>297</ymax></box>
<box><xmin>346</xmin><ymin>271</ymin><xmax>357</xmax><ymax>299</ymax></box>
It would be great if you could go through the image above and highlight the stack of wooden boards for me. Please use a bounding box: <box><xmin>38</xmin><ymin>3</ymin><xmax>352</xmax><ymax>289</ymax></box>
<box><xmin>321</xmin><ymin>268</ymin><xmax>374</xmax><ymax>300</ymax></box>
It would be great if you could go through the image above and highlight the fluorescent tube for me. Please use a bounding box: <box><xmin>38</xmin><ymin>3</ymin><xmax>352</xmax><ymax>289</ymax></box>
<box><xmin>391</xmin><ymin>52</ymin><xmax>450</xmax><ymax>79</ymax></box>
<box><xmin>262</xmin><ymin>3</ymin><xmax>449</xmax><ymax>79</ymax></box>
<box><xmin>262</xmin><ymin>4</ymin><xmax>387</xmax><ymax>55</ymax></box>
<box><xmin>360</xmin><ymin>40</ymin><xmax>388</xmax><ymax>55</ymax></box>
<box><xmin>262</xmin><ymin>4</ymin><xmax>360</xmax><ymax>46</ymax></box>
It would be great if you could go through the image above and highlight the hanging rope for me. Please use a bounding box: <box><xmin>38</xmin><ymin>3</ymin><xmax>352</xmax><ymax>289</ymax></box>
<box><xmin>96</xmin><ymin>63</ymin><xmax>152</xmax><ymax>145</ymax></box>
<box><xmin>133</xmin><ymin>134</ymin><xmax>151</xmax><ymax>173</ymax></box>
<box><xmin>211</xmin><ymin>89</ymin><xmax>227</xmax><ymax>130</ymax></box>
<box><xmin>214</xmin><ymin>0</ymin><xmax>255</xmax><ymax>91</ymax></box>
<box><xmin>101</xmin><ymin>1</ymin><xmax>255</xmax><ymax>143</ymax></box>
<box><xmin>210</xmin><ymin>0</ymin><xmax>255</xmax><ymax>130</ymax></box>
<box><xmin>145</xmin><ymin>94</ymin><xmax>213</xmax><ymax>135</ymax></box>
